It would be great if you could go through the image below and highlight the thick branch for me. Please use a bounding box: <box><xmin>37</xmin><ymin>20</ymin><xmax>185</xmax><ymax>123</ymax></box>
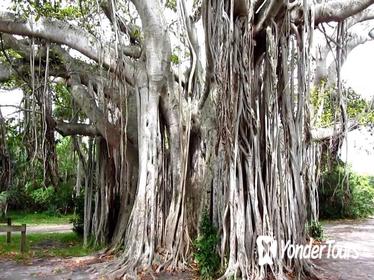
<box><xmin>1</xmin><ymin>34</ymin><xmax>30</xmax><ymax>57</ymax></box>
<box><xmin>0</xmin><ymin>12</ymin><xmax>112</xmax><ymax>67</ymax></box>
<box><xmin>55</xmin><ymin>118</ymin><xmax>138</xmax><ymax>164</ymax></box>
<box><xmin>0</xmin><ymin>12</ymin><xmax>135</xmax><ymax>83</ymax></box>
<box><xmin>255</xmin><ymin>0</ymin><xmax>284</xmax><ymax>33</ymax></box>
<box><xmin>55</xmin><ymin>121</ymin><xmax>100</xmax><ymax>137</ymax></box>
<box><xmin>69</xmin><ymin>76</ymin><xmax>121</xmax><ymax>148</ymax></box>
<box><xmin>47</xmin><ymin>45</ymin><xmax>120</xmax><ymax>147</ymax></box>
<box><xmin>0</xmin><ymin>39</ymin><xmax>139</xmax><ymax>147</ymax></box>
<box><xmin>311</xmin><ymin>121</ymin><xmax>359</xmax><ymax>141</ymax></box>
<box><xmin>346</xmin><ymin>6</ymin><xmax>374</xmax><ymax>28</ymax></box>
<box><xmin>315</xmin><ymin>0</ymin><xmax>374</xmax><ymax>24</ymax></box>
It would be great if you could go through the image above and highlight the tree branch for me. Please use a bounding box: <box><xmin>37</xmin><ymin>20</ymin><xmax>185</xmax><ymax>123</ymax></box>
<box><xmin>370</xmin><ymin>28</ymin><xmax>374</xmax><ymax>39</ymax></box>
<box><xmin>68</xmin><ymin>76</ymin><xmax>121</xmax><ymax>148</ymax></box>
<box><xmin>0</xmin><ymin>11</ymin><xmax>136</xmax><ymax>82</ymax></box>
<box><xmin>45</xmin><ymin>45</ymin><xmax>120</xmax><ymax>147</ymax></box>
<box><xmin>0</xmin><ymin>38</ymin><xmax>139</xmax><ymax>147</ymax></box>
<box><xmin>100</xmin><ymin>0</ymin><xmax>142</xmax><ymax>47</ymax></box>
<box><xmin>55</xmin><ymin>118</ymin><xmax>138</xmax><ymax>163</ymax></box>
<box><xmin>1</xmin><ymin>34</ymin><xmax>30</xmax><ymax>57</ymax></box>
<box><xmin>55</xmin><ymin>121</ymin><xmax>100</xmax><ymax>137</ymax></box>
<box><xmin>100</xmin><ymin>1</ymin><xmax>142</xmax><ymax>58</ymax></box>
<box><xmin>255</xmin><ymin>0</ymin><xmax>284</xmax><ymax>33</ymax></box>
<box><xmin>316</xmin><ymin>24</ymin><xmax>374</xmax><ymax>86</ymax></box>
<box><xmin>315</xmin><ymin>0</ymin><xmax>374</xmax><ymax>24</ymax></box>
<box><xmin>311</xmin><ymin>121</ymin><xmax>359</xmax><ymax>141</ymax></box>
<box><xmin>0</xmin><ymin>12</ymin><xmax>112</xmax><ymax>66</ymax></box>
<box><xmin>346</xmin><ymin>6</ymin><xmax>374</xmax><ymax>28</ymax></box>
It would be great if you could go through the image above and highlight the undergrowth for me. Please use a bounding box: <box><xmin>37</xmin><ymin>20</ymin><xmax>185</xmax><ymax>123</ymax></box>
<box><xmin>193</xmin><ymin>210</ymin><xmax>220</xmax><ymax>279</ymax></box>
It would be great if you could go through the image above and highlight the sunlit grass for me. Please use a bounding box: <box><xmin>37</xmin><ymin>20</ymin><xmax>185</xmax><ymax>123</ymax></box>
<box><xmin>0</xmin><ymin>232</ymin><xmax>97</xmax><ymax>261</ymax></box>
<box><xmin>6</xmin><ymin>211</ymin><xmax>74</xmax><ymax>225</ymax></box>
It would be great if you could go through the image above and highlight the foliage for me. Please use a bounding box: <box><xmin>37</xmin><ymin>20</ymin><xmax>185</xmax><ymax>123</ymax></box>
<box><xmin>307</xmin><ymin>220</ymin><xmax>324</xmax><ymax>241</ymax></box>
<box><xmin>11</xmin><ymin>0</ymin><xmax>99</xmax><ymax>34</ymax></box>
<box><xmin>53</xmin><ymin>83</ymin><xmax>73</xmax><ymax>120</ymax></box>
<box><xmin>0</xmin><ymin>48</ymin><xmax>24</xmax><ymax>89</ymax></box>
<box><xmin>53</xmin><ymin>83</ymin><xmax>87</xmax><ymax>121</ymax></box>
<box><xmin>0</xmin><ymin>191</ymin><xmax>8</xmax><ymax>203</ymax></box>
<box><xmin>349</xmin><ymin>176</ymin><xmax>374</xmax><ymax>218</ymax></box>
<box><xmin>170</xmin><ymin>53</ymin><xmax>180</xmax><ymax>65</ymax></box>
<box><xmin>319</xmin><ymin>160</ymin><xmax>374</xmax><ymax>219</ymax></box>
<box><xmin>4</xmin><ymin>120</ymin><xmax>37</xmax><ymax>210</ymax></box>
<box><xmin>193</xmin><ymin>210</ymin><xmax>220</xmax><ymax>279</ymax></box>
<box><xmin>165</xmin><ymin>0</ymin><xmax>177</xmax><ymax>11</ymax></box>
<box><xmin>28</xmin><ymin>185</ymin><xmax>55</xmax><ymax>209</ymax></box>
<box><xmin>0</xmin><ymin>49</ymin><xmax>22</xmax><ymax>62</ymax></box>
<box><xmin>56</xmin><ymin>137</ymin><xmax>75</xmax><ymax>178</ymax></box>
<box><xmin>0</xmin><ymin>77</ymin><xmax>18</xmax><ymax>90</ymax></box>
<box><xmin>311</xmin><ymin>83</ymin><xmax>374</xmax><ymax>127</ymax></box>
<box><xmin>5</xmin><ymin>184</ymin><xmax>30</xmax><ymax>210</ymax></box>
<box><xmin>130</xmin><ymin>26</ymin><xmax>142</xmax><ymax>42</ymax></box>
<box><xmin>5</xmin><ymin>119</ymin><xmax>76</xmax><ymax>213</ymax></box>
<box><xmin>12</xmin><ymin>0</ymin><xmax>82</xmax><ymax>21</ymax></box>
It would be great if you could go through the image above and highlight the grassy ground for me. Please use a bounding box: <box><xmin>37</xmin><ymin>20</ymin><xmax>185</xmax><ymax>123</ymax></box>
<box><xmin>0</xmin><ymin>232</ymin><xmax>97</xmax><ymax>261</ymax></box>
<box><xmin>6</xmin><ymin>211</ymin><xmax>74</xmax><ymax>225</ymax></box>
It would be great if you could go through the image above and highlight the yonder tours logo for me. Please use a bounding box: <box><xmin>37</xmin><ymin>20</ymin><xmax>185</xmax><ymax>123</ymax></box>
<box><xmin>256</xmin><ymin>235</ymin><xmax>359</xmax><ymax>265</ymax></box>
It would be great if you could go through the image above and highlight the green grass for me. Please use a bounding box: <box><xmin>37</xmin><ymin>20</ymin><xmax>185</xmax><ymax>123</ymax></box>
<box><xmin>6</xmin><ymin>211</ymin><xmax>74</xmax><ymax>225</ymax></box>
<box><xmin>0</xmin><ymin>232</ymin><xmax>97</xmax><ymax>261</ymax></box>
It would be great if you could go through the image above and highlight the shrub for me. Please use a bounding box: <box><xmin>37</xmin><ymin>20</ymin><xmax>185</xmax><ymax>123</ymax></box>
<box><xmin>6</xmin><ymin>185</ymin><xmax>31</xmax><ymax>210</ymax></box>
<box><xmin>52</xmin><ymin>182</ymin><xmax>75</xmax><ymax>214</ymax></box>
<box><xmin>193</xmin><ymin>210</ymin><xmax>220</xmax><ymax>279</ymax></box>
<box><xmin>319</xmin><ymin>161</ymin><xmax>374</xmax><ymax>219</ymax></box>
<box><xmin>29</xmin><ymin>186</ymin><xmax>55</xmax><ymax>209</ymax></box>
<box><xmin>307</xmin><ymin>220</ymin><xmax>324</xmax><ymax>241</ymax></box>
<box><xmin>349</xmin><ymin>177</ymin><xmax>374</xmax><ymax>218</ymax></box>
<box><xmin>71</xmin><ymin>192</ymin><xmax>84</xmax><ymax>235</ymax></box>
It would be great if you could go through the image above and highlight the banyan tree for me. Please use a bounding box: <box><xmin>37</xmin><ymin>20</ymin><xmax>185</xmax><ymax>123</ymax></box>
<box><xmin>0</xmin><ymin>0</ymin><xmax>373</xmax><ymax>279</ymax></box>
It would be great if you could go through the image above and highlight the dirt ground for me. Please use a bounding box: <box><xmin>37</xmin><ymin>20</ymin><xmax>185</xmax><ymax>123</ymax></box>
<box><xmin>314</xmin><ymin>217</ymin><xmax>374</xmax><ymax>280</ymax></box>
<box><xmin>0</xmin><ymin>224</ymin><xmax>196</xmax><ymax>279</ymax></box>
<box><xmin>0</xmin><ymin>256</ymin><xmax>102</xmax><ymax>280</ymax></box>
<box><xmin>0</xmin><ymin>257</ymin><xmax>196</xmax><ymax>280</ymax></box>
<box><xmin>0</xmin><ymin>219</ymin><xmax>373</xmax><ymax>279</ymax></box>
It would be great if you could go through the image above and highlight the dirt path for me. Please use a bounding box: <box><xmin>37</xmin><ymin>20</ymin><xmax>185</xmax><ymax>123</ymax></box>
<box><xmin>26</xmin><ymin>224</ymin><xmax>73</xmax><ymax>234</ymax></box>
<box><xmin>0</xmin><ymin>224</ymin><xmax>73</xmax><ymax>235</ymax></box>
<box><xmin>315</xmin><ymin>217</ymin><xmax>374</xmax><ymax>280</ymax></box>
